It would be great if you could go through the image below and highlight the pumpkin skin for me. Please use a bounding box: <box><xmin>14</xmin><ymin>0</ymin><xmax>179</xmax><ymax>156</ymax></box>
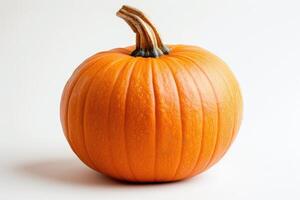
<box><xmin>60</xmin><ymin>6</ymin><xmax>243</xmax><ymax>182</ymax></box>
<box><xmin>60</xmin><ymin>45</ymin><xmax>242</xmax><ymax>182</ymax></box>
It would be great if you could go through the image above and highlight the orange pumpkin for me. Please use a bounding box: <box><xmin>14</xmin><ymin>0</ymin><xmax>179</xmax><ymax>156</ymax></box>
<box><xmin>60</xmin><ymin>5</ymin><xmax>243</xmax><ymax>182</ymax></box>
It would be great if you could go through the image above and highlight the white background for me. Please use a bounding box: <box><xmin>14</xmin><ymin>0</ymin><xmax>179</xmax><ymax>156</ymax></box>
<box><xmin>1</xmin><ymin>0</ymin><xmax>300</xmax><ymax>199</ymax></box>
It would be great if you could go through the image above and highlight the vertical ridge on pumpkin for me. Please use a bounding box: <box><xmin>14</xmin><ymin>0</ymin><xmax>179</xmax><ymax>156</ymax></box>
<box><xmin>205</xmin><ymin>59</ymin><xmax>237</xmax><ymax>168</ymax></box>
<box><xmin>92</xmin><ymin>58</ymin><xmax>129</xmax><ymax>180</ymax></box>
<box><xmin>177</xmin><ymin>59</ymin><xmax>205</xmax><ymax>177</ymax></box>
<box><xmin>209</xmin><ymin>56</ymin><xmax>242</xmax><ymax>152</ymax></box>
<box><xmin>166</xmin><ymin>55</ymin><xmax>206</xmax><ymax>177</ymax></box>
<box><xmin>188</xmin><ymin>63</ymin><xmax>218</xmax><ymax>176</ymax></box>
<box><xmin>180</xmin><ymin>53</ymin><xmax>235</xmax><ymax>169</ymax></box>
<box><xmin>124</xmin><ymin>58</ymin><xmax>157</xmax><ymax>181</ymax></box>
<box><xmin>207</xmin><ymin>75</ymin><xmax>236</xmax><ymax>168</ymax></box>
<box><xmin>75</xmin><ymin>55</ymin><xmax>121</xmax><ymax>170</ymax></box>
<box><xmin>151</xmin><ymin>59</ymin><xmax>182</xmax><ymax>181</ymax></box>
<box><xmin>106</xmin><ymin>60</ymin><xmax>130</xmax><ymax>181</ymax></box>
<box><xmin>74</xmin><ymin>57</ymin><xmax>115</xmax><ymax>170</ymax></box>
<box><xmin>123</xmin><ymin>59</ymin><xmax>140</xmax><ymax>182</ymax></box>
<box><xmin>163</xmin><ymin>57</ymin><xmax>203</xmax><ymax>179</ymax></box>
<box><xmin>196</xmin><ymin>66</ymin><xmax>220</xmax><ymax>172</ymax></box>
<box><xmin>224</xmin><ymin>68</ymin><xmax>242</xmax><ymax>145</ymax></box>
<box><xmin>162</xmin><ymin>59</ymin><xmax>184</xmax><ymax>180</ymax></box>
<box><xmin>170</xmin><ymin>53</ymin><xmax>220</xmax><ymax>173</ymax></box>
<box><xmin>186</xmin><ymin>51</ymin><xmax>236</xmax><ymax>156</ymax></box>
<box><xmin>170</xmin><ymin>55</ymin><xmax>221</xmax><ymax>171</ymax></box>
<box><xmin>132</xmin><ymin>59</ymin><xmax>155</xmax><ymax>181</ymax></box>
<box><xmin>150</xmin><ymin>59</ymin><xmax>158</xmax><ymax>181</ymax></box>
<box><xmin>67</xmin><ymin>57</ymin><xmax>108</xmax><ymax>169</ymax></box>
<box><xmin>80</xmin><ymin>63</ymin><xmax>103</xmax><ymax>171</ymax></box>
<box><xmin>107</xmin><ymin>58</ymin><xmax>137</xmax><ymax>181</ymax></box>
<box><xmin>62</xmin><ymin>55</ymin><xmax>105</xmax><ymax>160</ymax></box>
<box><xmin>121</xmin><ymin>59</ymin><xmax>139</xmax><ymax>181</ymax></box>
<box><xmin>64</xmin><ymin>52</ymin><xmax>114</xmax><ymax>150</ymax></box>
<box><xmin>83</xmin><ymin>55</ymin><xmax>127</xmax><ymax>178</ymax></box>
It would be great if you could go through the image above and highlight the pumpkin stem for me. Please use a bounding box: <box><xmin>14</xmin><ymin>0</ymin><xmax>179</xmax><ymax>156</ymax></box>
<box><xmin>117</xmin><ymin>5</ymin><xmax>169</xmax><ymax>58</ymax></box>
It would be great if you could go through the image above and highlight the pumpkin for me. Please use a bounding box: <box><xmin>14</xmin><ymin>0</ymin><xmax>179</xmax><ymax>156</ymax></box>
<box><xmin>60</xmin><ymin>5</ymin><xmax>243</xmax><ymax>182</ymax></box>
